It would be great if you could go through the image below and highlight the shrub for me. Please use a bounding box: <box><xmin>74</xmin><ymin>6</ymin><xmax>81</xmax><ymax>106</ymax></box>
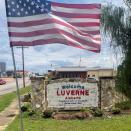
<box><xmin>42</xmin><ymin>110</ymin><xmax>53</xmax><ymax>118</ymax></box>
<box><xmin>91</xmin><ymin>108</ymin><xmax>103</xmax><ymax>117</ymax></box>
<box><xmin>69</xmin><ymin>78</ymin><xmax>76</xmax><ymax>82</ymax></box>
<box><xmin>21</xmin><ymin>106</ymin><xmax>28</xmax><ymax>112</ymax></box>
<box><xmin>80</xmin><ymin>108</ymin><xmax>90</xmax><ymax>112</ymax></box>
<box><xmin>28</xmin><ymin>110</ymin><xmax>36</xmax><ymax>116</ymax></box>
<box><xmin>111</xmin><ymin>108</ymin><xmax>121</xmax><ymax>114</ymax></box>
<box><xmin>21</xmin><ymin>103</ymin><xmax>31</xmax><ymax>112</ymax></box>
<box><xmin>115</xmin><ymin>101</ymin><xmax>131</xmax><ymax>110</ymax></box>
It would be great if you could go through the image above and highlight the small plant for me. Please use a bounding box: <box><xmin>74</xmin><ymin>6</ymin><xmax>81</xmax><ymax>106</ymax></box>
<box><xmin>28</xmin><ymin>110</ymin><xmax>36</xmax><ymax>116</ymax></box>
<box><xmin>69</xmin><ymin>78</ymin><xmax>76</xmax><ymax>82</ymax></box>
<box><xmin>91</xmin><ymin>108</ymin><xmax>103</xmax><ymax>117</ymax></box>
<box><xmin>80</xmin><ymin>108</ymin><xmax>90</xmax><ymax>112</ymax></box>
<box><xmin>21</xmin><ymin>103</ymin><xmax>31</xmax><ymax>112</ymax></box>
<box><xmin>111</xmin><ymin>108</ymin><xmax>121</xmax><ymax>114</ymax></box>
<box><xmin>115</xmin><ymin>101</ymin><xmax>131</xmax><ymax>110</ymax></box>
<box><xmin>21</xmin><ymin>106</ymin><xmax>28</xmax><ymax>112</ymax></box>
<box><xmin>42</xmin><ymin>110</ymin><xmax>53</xmax><ymax>118</ymax></box>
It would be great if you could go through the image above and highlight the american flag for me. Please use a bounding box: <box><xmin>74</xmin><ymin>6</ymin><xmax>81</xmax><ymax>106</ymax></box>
<box><xmin>5</xmin><ymin>0</ymin><xmax>101</xmax><ymax>52</ymax></box>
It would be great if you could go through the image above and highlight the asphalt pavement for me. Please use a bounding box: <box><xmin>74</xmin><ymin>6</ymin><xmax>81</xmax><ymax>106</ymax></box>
<box><xmin>0</xmin><ymin>78</ymin><xmax>31</xmax><ymax>95</ymax></box>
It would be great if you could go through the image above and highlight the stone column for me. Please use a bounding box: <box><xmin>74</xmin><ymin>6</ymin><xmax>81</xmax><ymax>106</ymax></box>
<box><xmin>30</xmin><ymin>77</ymin><xmax>46</xmax><ymax>112</ymax></box>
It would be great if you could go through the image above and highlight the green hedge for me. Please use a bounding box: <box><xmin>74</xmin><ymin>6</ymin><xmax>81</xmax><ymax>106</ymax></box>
<box><xmin>115</xmin><ymin>101</ymin><xmax>131</xmax><ymax>110</ymax></box>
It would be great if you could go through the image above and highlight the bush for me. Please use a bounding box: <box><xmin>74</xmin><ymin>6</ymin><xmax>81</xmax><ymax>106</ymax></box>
<box><xmin>21</xmin><ymin>103</ymin><xmax>32</xmax><ymax>112</ymax></box>
<box><xmin>69</xmin><ymin>78</ymin><xmax>76</xmax><ymax>82</ymax></box>
<box><xmin>80</xmin><ymin>108</ymin><xmax>90</xmax><ymax>112</ymax></box>
<box><xmin>91</xmin><ymin>108</ymin><xmax>103</xmax><ymax>117</ymax></box>
<box><xmin>111</xmin><ymin>108</ymin><xmax>121</xmax><ymax>114</ymax></box>
<box><xmin>28</xmin><ymin>110</ymin><xmax>36</xmax><ymax>116</ymax></box>
<box><xmin>21</xmin><ymin>106</ymin><xmax>28</xmax><ymax>112</ymax></box>
<box><xmin>115</xmin><ymin>101</ymin><xmax>131</xmax><ymax>110</ymax></box>
<box><xmin>42</xmin><ymin>110</ymin><xmax>53</xmax><ymax>118</ymax></box>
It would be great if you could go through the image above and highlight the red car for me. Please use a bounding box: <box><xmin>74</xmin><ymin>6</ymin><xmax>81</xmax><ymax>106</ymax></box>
<box><xmin>0</xmin><ymin>79</ymin><xmax>6</xmax><ymax>85</ymax></box>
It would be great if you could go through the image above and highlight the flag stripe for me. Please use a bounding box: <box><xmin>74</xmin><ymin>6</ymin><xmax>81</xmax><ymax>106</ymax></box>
<box><xmin>10</xmin><ymin>37</ymin><xmax>100</xmax><ymax>51</ymax></box>
<box><xmin>9</xmin><ymin>27</ymin><xmax>100</xmax><ymax>39</ymax></box>
<box><xmin>8</xmin><ymin>20</ymin><xmax>100</xmax><ymax>37</ymax></box>
<box><xmin>10</xmin><ymin>38</ymin><xmax>100</xmax><ymax>53</ymax></box>
<box><xmin>8</xmin><ymin>14</ymin><xmax>100</xmax><ymax>23</ymax></box>
<box><xmin>52</xmin><ymin>2</ymin><xmax>101</xmax><ymax>9</ymax></box>
<box><xmin>52</xmin><ymin>11</ymin><xmax>101</xmax><ymax>19</ymax></box>
<box><xmin>9</xmin><ymin>24</ymin><xmax>100</xmax><ymax>32</ymax></box>
<box><xmin>8</xmin><ymin>20</ymin><xmax>100</xmax><ymax>28</ymax></box>
<box><xmin>70</xmin><ymin>22</ymin><xmax>100</xmax><ymax>27</ymax></box>
<box><xmin>51</xmin><ymin>6</ymin><xmax>101</xmax><ymax>14</ymax></box>
<box><xmin>8</xmin><ymin>27</ymin><xmax>100</xmax><ymax>41</ymax></box>
<box><xmin>9</xmin><ymin>28</ymin><xmax>100</xmax><ymax>41</ymax></box>
<box><xmin>10</xmin><ymin>31</ymin><xmax>100</xmax><ymax>47</ymax></box>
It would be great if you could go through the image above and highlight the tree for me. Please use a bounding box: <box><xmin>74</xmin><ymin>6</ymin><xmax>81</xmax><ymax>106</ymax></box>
<box><xmin>123</xmin><ymin>0</ymin><xmax>131</xmax><ymax>9</ymax></box>
<box><xmin>101</xmin><ymin>4</ymin><xmax>131</xmax><ymax>98</ymax></box>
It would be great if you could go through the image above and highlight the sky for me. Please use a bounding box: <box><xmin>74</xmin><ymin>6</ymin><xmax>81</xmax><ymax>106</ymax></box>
<box><xmin>0</xmin><ymin>0</ymin><xmax>124</xmax><ymax>74</ymax></box>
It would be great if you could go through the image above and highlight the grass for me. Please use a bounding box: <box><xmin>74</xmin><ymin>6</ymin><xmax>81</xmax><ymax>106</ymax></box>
<box><xmin>6</xmin><ymin>114</ymin><xmax>131</xmax><ymax>131</ymax></box>
<box><xmin>0</xmin><ymin>86</ymin><xmax>31</xmax><ymax>112</ymax></box>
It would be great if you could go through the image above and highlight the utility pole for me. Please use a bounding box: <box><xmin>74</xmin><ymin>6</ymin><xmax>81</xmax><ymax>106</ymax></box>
<box><xmin>17</xmin><ymin>46</ymin><xmax>28</xmax><ymax>88</ymax></box>
<box><xmin>79</xmin><ymin>51</ymin><xmax>82</xmax><ymax>67</ymax></box>
<box><xmin>22</xmin><ymin>46</ymin><xmax>25</xmax><ymax>88</ymax></box>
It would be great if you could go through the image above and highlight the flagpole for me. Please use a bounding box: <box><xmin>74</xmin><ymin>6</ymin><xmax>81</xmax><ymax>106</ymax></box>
<box><xmin>11</xmin><ymin>46</ymin><xmax>24</xmax><ymax>131</ymax></box>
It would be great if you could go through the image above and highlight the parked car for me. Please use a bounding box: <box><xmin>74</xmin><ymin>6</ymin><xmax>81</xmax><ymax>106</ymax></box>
<box><xmin>86</xmin><ymin>77</ymin><xmax>99</xmax><ymax>82</ymax></box>
<box><xmin>13</xmin><ymin>74</ymin><xmax>22</xmax><ymax>78</ymax></box>
<box><xmin>0</xmin><ymin>79</ymin><xmax>6</xmax><ymax>85</ymax></box>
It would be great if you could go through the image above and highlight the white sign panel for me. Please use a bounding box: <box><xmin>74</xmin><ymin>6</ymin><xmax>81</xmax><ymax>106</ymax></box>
<box><xmin>47</xmin><ymin>82</ymin><xmax>98</xmax><ymax>109</ymax></box>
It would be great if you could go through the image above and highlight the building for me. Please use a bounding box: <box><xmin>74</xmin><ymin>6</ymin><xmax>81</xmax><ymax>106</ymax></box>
<box><xmin>48</xmin><ymin>66</ymin><xmax>117</xmax><ymax>79</ymax></box>
<box><xmin>55</xmin><ymin>66</ymin><xmax>87</xmax><ymax>79</ymax></box>
<box><xmin>87</xmin><ymin>68</ymin><xmax>117</xmax><ymax>79</ymax></box>
<box><xmin>6</xmin><ymin>70</ymin><xmax>33</xmax><ymax>77</ymax></box>
<box><xmin>6</xmin><ymin>70</ymin><xmax>14</xmax><ymax>77</ymax></box>
<box><xmin>0</xmin><ymin>62</ymin><xmax>6</xmax><ymax>77</ymax></box>
<box><xmin>16</xmin><ymin>70</ymin><xmax>33</xmax><ymax>77</ymax></box>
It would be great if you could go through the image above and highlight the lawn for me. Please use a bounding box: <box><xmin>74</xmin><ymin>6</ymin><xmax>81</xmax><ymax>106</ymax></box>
<box><xmin>0</xmin><ymin>86</ymin><xmax>31</xmax><ymax>112</ymax></box>
<box><xmin>6</xmin><ymin>114</ymin><xmax>131</xmax><ymax>131</ymax></box>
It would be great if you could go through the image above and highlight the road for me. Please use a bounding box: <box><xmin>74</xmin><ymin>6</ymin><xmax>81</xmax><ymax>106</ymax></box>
<box><xmin>0</xmin><ymin>78</ymin><xmax>31</xmax><ymax>95</ymax></box>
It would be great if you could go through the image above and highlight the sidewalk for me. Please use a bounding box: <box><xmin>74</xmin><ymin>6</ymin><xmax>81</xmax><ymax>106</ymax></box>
<box><xmin>0</xmin><ymin>100</ymin><xmax>19</xmax><ymax>131</ymax></box>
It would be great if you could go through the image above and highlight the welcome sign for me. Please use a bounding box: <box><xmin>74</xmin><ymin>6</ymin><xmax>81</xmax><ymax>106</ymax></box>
<box><xmin>47</xmin><ymin>82</ymin><xmax>98</xmax><ymax>109</ymax></box>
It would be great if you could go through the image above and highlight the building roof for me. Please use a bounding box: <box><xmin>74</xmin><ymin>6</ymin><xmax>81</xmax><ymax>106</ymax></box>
<box><xmin>56</xmin><ymin>66</ymin><xmax>87</xmax><ymax>72</ymax></box>
<box><xmin>87</xmin><ymin>67</ymin><xmax>114</xmax><ymax>71</ymax></box>
<box><xmin>55</xmin><ymin>66</ymin><xmax>114</xmax><ymax>72</ymax></box>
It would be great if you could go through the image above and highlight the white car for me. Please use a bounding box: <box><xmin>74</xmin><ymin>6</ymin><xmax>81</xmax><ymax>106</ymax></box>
<box><xmin>86</xmin><ymin>77</ymin><xmax>99</xmax><ymax>82</ymax></box>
